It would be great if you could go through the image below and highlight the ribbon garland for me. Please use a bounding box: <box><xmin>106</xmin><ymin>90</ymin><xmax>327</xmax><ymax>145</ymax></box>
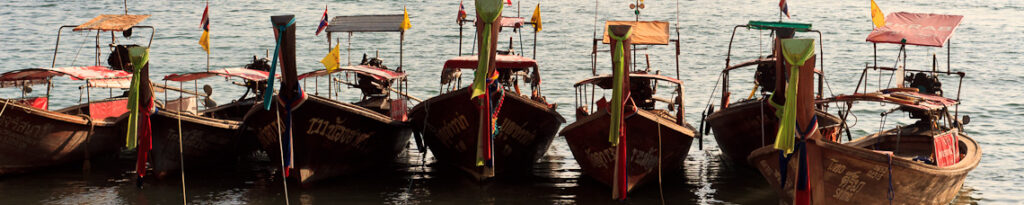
<box><xmin>472</xmin><ymin>0</ymin><xmax>503</xmax><ymax>168</ymax></box>
<box><xmin>773</xmin><ymin>39</ymin><xmax>815</xmax><ymax>155</ymax></box>
<box><xmin>608</xmin><ymin>27</ymin><xmax>633</xmax><ymax>201</ymax></box>
<box><xmin>125</xmin><ymin>47</ymin><xmax>152</xmax><ymax>183</ymax></box>
<box><xmin>262</xmin><ymin>17</ymin><xmax>297</xmax><ymax>110</ymax></box>
<box><xmin>608</xmin><ymin>28</ymin><xmax>632</xmax><ymax>146</ymax></box>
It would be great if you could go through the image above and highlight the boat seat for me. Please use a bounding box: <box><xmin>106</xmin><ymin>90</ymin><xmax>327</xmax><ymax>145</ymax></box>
<box><xmin>88</xmin><ymin>98</ymin><xmax>130</xmax><ymax>124</ymax></box>
<box><xmin>12</xmin><ymin>97</ymin><xmax>48</xmax><ymax>110</ymax></box>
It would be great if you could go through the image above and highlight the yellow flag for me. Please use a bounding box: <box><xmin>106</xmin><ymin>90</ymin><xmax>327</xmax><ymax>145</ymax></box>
<box><xmin>401</xmin><ymin>7</ymin><xmax>412</xmax><ymax>31</ymax></box>
<box><xmin>199</xmin><ymin>30</ymin><xmax>210</xmax><ymax>53</ymax></box>
<box><xmin>530</xmin><ymin>4</ymin><xmax>542</xmax><ymax>31</ymax></box>
<box><xmin>870</xmin><ymin>0</ymin><xmax>886</xmax><ymax>28</ymax></box>
<box><xmin>320</xmin><ymin>43</ymin><xmax>341</xmax><ymax>72</ymax></box>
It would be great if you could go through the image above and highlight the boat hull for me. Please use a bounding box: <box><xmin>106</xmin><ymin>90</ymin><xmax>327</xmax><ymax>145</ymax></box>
<box><xmin>148</xmin><ymin>109</ymin><xmax>243</xmax><ymax>176</ymax></box>
<box><xmin>559</xmin><ymin>109</ymin><xmax>696</xmax><ymax>192</ymax></box>
<box><xmin>748</xmin><ymin>127</ymin><xmax>981</xmax><ymax>205</ymax></box>
<box><xmin>707</xmin><ymin>99</ymin><xmax>841</xmax><ymax>167</ymax></box>
<box><xmin>245</xmin><ymin>95</ymin><xmax>411</xmax><ymax>184</ymax></box>
<box><xmin>409</xmin><ymin>88</ymin><xmax>564</xmax><ymax>180</ymax></box>
<box><xmin>0</xmin><ymin>99</ymin><xmax>125</xmax><ymax>175</ymax></box>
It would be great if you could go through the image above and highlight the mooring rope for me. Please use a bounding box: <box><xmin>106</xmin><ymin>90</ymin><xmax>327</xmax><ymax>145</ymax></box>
<box><xmin>656</xmin><ymin>116</ymin><xmax>665</xmax><ymax>205</ymax></box>
<box><xmin>176</xmin><ymin>90</ymin><xmax>188</xmax><ymax>204</ymax></box>
<box><xmin>274</xmin><ymin>110</ymin><xmax>291</xmax><ymax>205</ymax></box>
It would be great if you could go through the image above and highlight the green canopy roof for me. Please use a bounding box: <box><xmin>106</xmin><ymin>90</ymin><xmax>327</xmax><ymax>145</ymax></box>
<box><xmin>747</xmin><ymin>21</ymin><xmax>812</xmax><ymax>32</ymax></box>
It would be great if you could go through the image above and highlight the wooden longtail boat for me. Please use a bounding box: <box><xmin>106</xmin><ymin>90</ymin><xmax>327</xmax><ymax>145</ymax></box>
<box><xmin>704</xmin><ymin>21</ymin><xmax>842</xmax><ymax>167</ymax></box>
<box><xmin>149</xmin><ymin>66</ymin><xmax>276</xmax><ymax>177</ymax></box>
<box><xmin>749</xmin><ymin>90</ymin><xmax>979</xmax><ymax>204</ymax></box>
<box><xmin>409</xmin><ymin>3</ymin><xmax>562</xmax><ymax>180</ymax></box>
<box><xmin>244</xmin><ymin>14</ymin><xmax>412</xmax><ymax>184</ymax></box>
<box><xmin>750</xmin><ymin>13</ymin><xmax>977</xmax><ymax>204</ymax></box>
<box><xmin>0</xmin><ymin>14</ymin><xmax>156</xmax><ymax>175</ymax></box>
<box><xmin>560</xmin><ymin>20</ymin><xmax>697</xmax><ymax>199</ymax></box>
<box><xmin>0</xmin><ymin>67</ymin><xmax>132</xmax><ymax>175</ymax></box>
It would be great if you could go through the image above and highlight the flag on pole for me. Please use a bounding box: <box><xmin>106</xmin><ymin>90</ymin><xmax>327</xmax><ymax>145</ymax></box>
<box><xmin>316</xmin><ymin>5</ymin><xmax>329</xmax><ymax>36</ymax></box>
<box><xmin>320</xmin><ymin>43</ymin><xmax>341</xmax><ymax>72</ymax></box>
<box><xmin>530</xmin><ymin>3</ymin><xmax>542</xmax><ymax>31</ymax></box>
<box><xmin>198</xmin><ymin>2</ymin><xmax>210</xmax><ymax>53</ymax></box>
<box><xmin>870</xmin><ymin>0</ymin><xmax>886</xmax><ymax>28</ymax></box>
<box><xmin>457</xmin><ymin>0</ymin><xmax>468</xmax><ymax>25</ymax></box>
<box><xmin>779</xmin><ymin>0</ymin><xmax>790</xmax><ymax>19</ymax></box>
<box><xmin>401</xmin><ymin>6</ymin><xmax>412</xmax><ymax>31</ymax></box>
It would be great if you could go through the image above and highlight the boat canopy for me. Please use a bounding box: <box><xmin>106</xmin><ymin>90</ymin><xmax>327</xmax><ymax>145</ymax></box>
<box><xmin>817</xmin><ymin>89</ymin><xmax>958</xmax><ymax>111</ymax></box>
<box><xmin>162</xmin><ymin>67</ymin><xmax>277</xmax><ymax>82</ymax></box>
<box><xmin>297</xmin><ymin>65</ymin><xmax>407</xmax><ymax>81</ymax></box>
<box><xmin>0</xmin><ymin>66</ymin><xmax>131</xmax><ymax>88</ymax></box>
<box><xmin>498</xmin><ymin>17</ymin><xmax>526</xmax><ymax>28</ymax></box>
<box><xmin>866</xmin><ymin>12</ymin><xmax>963</xmax><ymax>47</ymax></box>
<box><xmin>73</xmin><ymin>14</ymin><xmax>151</xmax><ymax>31</ymax></box>
<box><xmin>746</xmin><ymin>21</ymin><xmax>813</xmax><ymax>32</ymax></box>
<box><xmin>442</xmin><ymin>54</ymin><xmax>538</xmax><ymax>70</ymax></box>
<box><xmin>326</xmin><ymin>14</ymin><xmax>406</xmax><ymax>33</ymax></box>
<box><xmin>574</xmin><ymin>73</ymin><xmax>683</xmax><ymax>89</ymax></box>
<box><xmin>462</xmin><ymin>16</ymin><xmax>527</xmax><ymax>28</ymax></box>
<box><xmin>602</xmin><ymin>21</ymin><xmax>670</xmax><ymax>45</ymax></box>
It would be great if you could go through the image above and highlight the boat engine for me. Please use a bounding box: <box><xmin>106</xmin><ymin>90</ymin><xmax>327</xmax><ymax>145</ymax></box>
<box><xmin>241</xmin><ymin>56</ymin><xmax>271</xmax><ymax>101</ymax></box>
<box><xmin>906</xmin><ymin>72</ymin><xmax>942</xmax><ymax>96</ymax></box>
<box><xmin>357</xmin><ymin>54</ymin><xmax>391</xmax><ymax>97</ymax></box>
<box><xmin>754</xmin><ymin>55</ymin><xmax>777</xmax><ymax>93</ymax></box>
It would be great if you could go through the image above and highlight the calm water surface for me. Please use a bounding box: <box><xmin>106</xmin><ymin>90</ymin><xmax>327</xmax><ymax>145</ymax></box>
<box><xmin>0</xmin><ymin>0</ymin><xmax>1021</xmax><ymax>204</ymax></box>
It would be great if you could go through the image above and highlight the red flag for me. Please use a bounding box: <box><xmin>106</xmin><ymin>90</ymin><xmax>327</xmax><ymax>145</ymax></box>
<box><xmin>457</xmin><ymin>1</ymin><xmax>467</xmax><ymax>25</ymax></box>
<box><xmin>316</xmin><ymin>5</ymin><xmax>329</xmax><ymax>36</ymax></box>
<box><xmin>779</xmin><ymin>0</ymin><xmax>790</xmax><ymax>18</ymax></box>
<box><xmin>200</xmin><ymin>3</ymin><xmax>209</xmax><ymax>30</ymax></box>
<box><xmin>506</xmin><ymin>0</ymin><xmax>512</xmax><ymax>6</ymax></box>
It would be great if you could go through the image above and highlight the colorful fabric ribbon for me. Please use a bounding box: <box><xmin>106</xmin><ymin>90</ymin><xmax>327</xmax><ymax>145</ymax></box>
<box><xmin>472</xmin><ymin>0</ymin><xmax>503</xmax><ymax>168</ymax></box>
<box><xmin>262</xmin><ymin>17</ymin><xmax>296</xmax><ymax>110</ymax></box>
<box><xmin>773</xmin><ymin>39</ymin><xmax>815</xmax><ymax>155</ymax></box>
<box><xmin>126</xmin><ymin>47</ymin><xmax>153</xmax><ymax>181</ymax></box>
<box><xmin>607</xmin><ymin>27</ymin><xmax>633</xmax><ymax>201</ymax></box>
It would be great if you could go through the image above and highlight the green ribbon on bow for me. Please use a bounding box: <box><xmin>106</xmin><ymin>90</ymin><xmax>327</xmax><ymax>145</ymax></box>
<box><xmin>774</xmin><ymin>38</ymin><xmax>815</xmax><ymax>154</ymax></box>
<box><xmin>608</xmin><ymin>28</ymin><xmax>633</xmax><ymax>146</ymax></box>
<box><xmin>125</xmin><ymin>47</ymin><xmax>150</xmax><ymax>149</ymax></box>
<box><xmin>470</xmin><ymin>0</ymin><xmax>503</xmax><ymax>99</ymax></box>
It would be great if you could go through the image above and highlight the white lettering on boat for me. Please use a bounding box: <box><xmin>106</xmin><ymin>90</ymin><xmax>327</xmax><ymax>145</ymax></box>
<box><xmin>306</xmin><ymin>117</ymin><xmax>375</xmax><ymax>146</ymax></box>
<box><xmin>833</xmin><ymin>170</ymin><xmax>867</xmax><ymax>202</ymax></box>
<box><xmin>435</xmin><ymin>113</ymin><xmax>469</xmax><ymax>152</ymax></box>
<box><xmin>0</xmin><ymin>115</ymin><xmax>52</xmax><ymax>150</ymax></box>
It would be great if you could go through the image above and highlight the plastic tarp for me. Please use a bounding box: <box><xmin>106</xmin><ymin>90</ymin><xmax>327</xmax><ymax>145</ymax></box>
<box><xmin>574</xmin><ymin>72</ymin><xmax>683</xmax><ymax>89</ymax></box>
<box><xmin>0</xmin><ymin>66</ymin><xmax>132</xmax><ymax>88</ymax></box>
<box><xmin>819</xmin><ymin>90</ymin><xmax>958</xmax><ymax>111</ymax></box>
<box><xmin>442</xmin><ymin>54</ymin><xmax>538</xmax><ymax>70</ymax></box>
<box><xmin>162</xmin><ymin>67</ymin><xmax>276</xmax><ymax>82</ymax></box>
<box><xmin>73</xmin><ymin>14</ymin><xmax>151</xmax><ymax>31</ymax></box>
<box><xmin>866</xmin><ymin>12</ymin><xmax>963</xmax><ymax>47</ymax></box>
<box><xmin>326</xmin><ymin>15</ymin><xmax>405</xmax><ymax>33</ymax></box>
<box><xmin>747</xmin><ymin>21</ymin><xmax>812</xmax><ymax>32</ymax></box>
<box><xmin>602</xmin><ymin>21</ymin><xmax>670</xmax><ymax>45</ymax></box>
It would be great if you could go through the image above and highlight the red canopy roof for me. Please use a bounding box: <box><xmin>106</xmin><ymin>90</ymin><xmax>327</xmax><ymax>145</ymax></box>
<box><xmin>574</xmin><ymin>73</ymin><xmax>683</xmax><ymax>89</ymax></box>
<box><xmin>866</xmin><ymin>12</ymin><xmax>963</xmax><ymax>47</ymax></box>
<box><xmin>297</xmin><ymin>65</ymin><xmax>407</xmax><ymax>81</ymax></box>
<box><xmin>442</xmin><ymin>54</ymin><xmax>538</xmax><ymax>70</ymax></box>
<box><xmin>499</xmin><ymin>17</ymin><xmax>525</xmax><ymax>28</ymax></box>
<box><xmin>162</xmin><ymin>67</ymin><xmax>277</xmax><ymax>82</ymax></box>
<box><xmin>0</xmin><ymin>66</ymin><xmax>132</xmax><ymax>88</ymax></box>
